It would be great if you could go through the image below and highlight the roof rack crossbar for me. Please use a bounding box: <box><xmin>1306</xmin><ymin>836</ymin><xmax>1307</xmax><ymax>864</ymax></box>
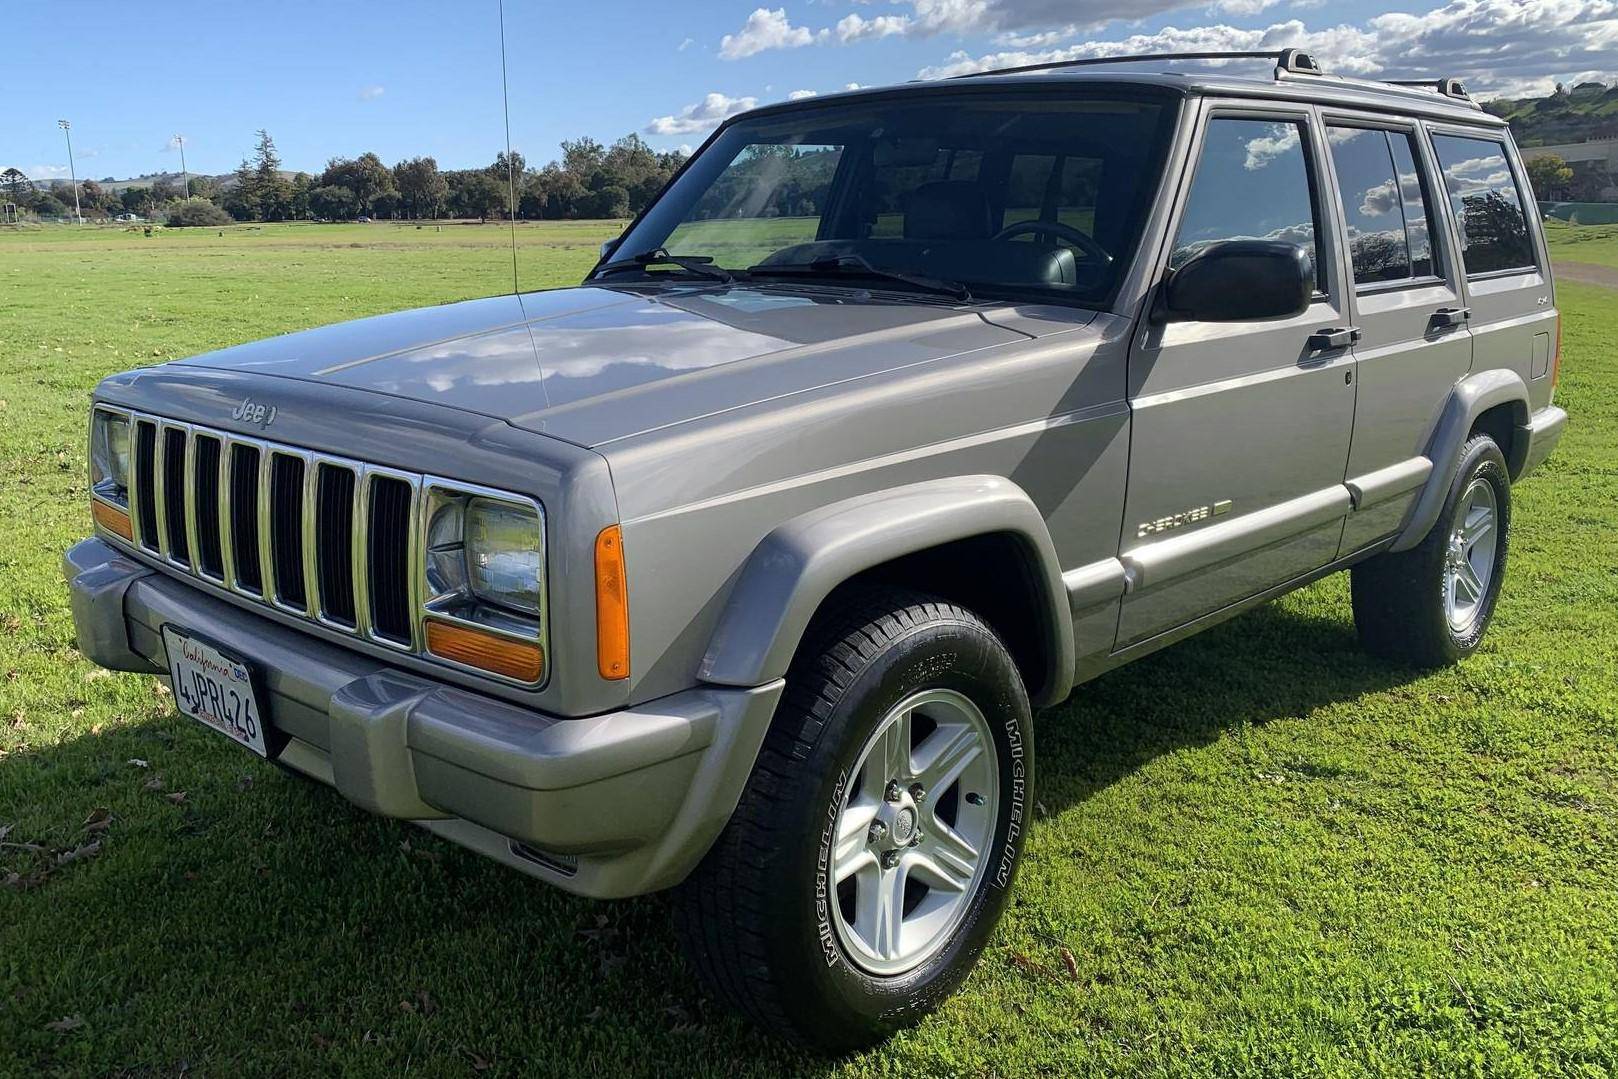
<box><xmin>949</xmin><ymin>47</ymin><xmax>1324</xmax><ymax>81</ymax></box>
<box><xmin>1385</xmin><ymin>77</ymin><xmax>1471</xmax><ymax>101</ymax></box>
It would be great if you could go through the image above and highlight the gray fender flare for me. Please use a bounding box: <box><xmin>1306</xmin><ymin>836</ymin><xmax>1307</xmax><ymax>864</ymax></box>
<box><xmin>697</xmin><ymin>475</ymin><xmax>1076</xmax><ymax>708</ymax></box>
<box><xmin>1390</xmin><ymin>369</ymin><xmax>1530</xmax><ymax>552</ymax></box>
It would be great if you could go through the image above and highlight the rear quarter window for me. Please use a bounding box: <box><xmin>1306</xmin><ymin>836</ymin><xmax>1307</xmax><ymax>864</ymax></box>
<box><xmin>1431</xmin><ymin>133</ymin><xmax>1537</xmax><ymax>275</ymax></box>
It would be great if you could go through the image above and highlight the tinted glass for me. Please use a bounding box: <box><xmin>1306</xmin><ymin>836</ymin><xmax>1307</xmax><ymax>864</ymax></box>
<box><xmin>1328</xmin><ymin>128</ymin><xmax>1411</xmax><ymax>284</ymax></box>
<box><xmin>614</xmin><ymin>94</ymin><xmax>1175</xmax><ymax>304</ymax></box>
<box><xmin>1387</xmin><ymin>133</ymin><xmax>1436</xmax><ymax>277</ymax></box>
<box><xmin>1432</xmin><ymin>134</ymin><xmax>1536</xmax><ymax>274</ymax></box>
<box><xmin>1172</xmin><ymin>119</ymin><xmax>1323</xmax><ymax>289</ymax></box>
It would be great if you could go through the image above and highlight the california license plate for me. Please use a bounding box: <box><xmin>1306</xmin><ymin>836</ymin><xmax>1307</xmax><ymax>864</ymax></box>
<box><xmin>161</xmin><ymin>626</ymin><xmax>268</xmax><ymax>758</ymax></box>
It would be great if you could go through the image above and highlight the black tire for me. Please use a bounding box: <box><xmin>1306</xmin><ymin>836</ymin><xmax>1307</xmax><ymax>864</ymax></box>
<box><xmin>1351</xmin><ymin>434</ymin><xmax>1511</xmax><ymax>667</ymax></box>
<box><xmin>674</xmin><ymin>587</ymin><xmax>1033</xmax><ymax>1052</ymax></box>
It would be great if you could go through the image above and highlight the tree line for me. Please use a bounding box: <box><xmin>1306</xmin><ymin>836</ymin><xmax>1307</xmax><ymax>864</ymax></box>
<box><xmin>2</xmin><ymin>128</ymin><xmax>689</xmax><ymax>226</ymax></box>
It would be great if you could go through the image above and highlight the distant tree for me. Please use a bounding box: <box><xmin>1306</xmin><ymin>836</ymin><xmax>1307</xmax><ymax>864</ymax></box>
<box><xmin>252</xmin><ymin>129</ymin><xmax>292</xmax><ymax>220</ymax></box>
<box><xmin>454</xmin><ymin>171</ymin><xmax>505</xmax><ymax>221</ymax></box>
<box><xmin>150</xmin><ymin>179</ymin><xmax>180</xmax><ymax>206</ymax></box>
<box><xmin>287</xmin><ymin>173</ymin><xmax>312</xmax><ymax>220</ymax></box>
<box><xmin>394</xmin><ymin>156</ymin><xmax>449</xmax><ymax>219</ymax></box>
<box><xmin>320</xmin><ymin>153</ymin><xmax>394</xmax><ymax>215</ymax></box>
<box><xmin>589</xmin><ymin>183</ymin><xmax>630</xmax><ymax>219</ymax></box>
<box><xmin>1526</xmin><ymin>153</ymin><xmax>1575</xmax><ymax>200</ymax></box>
<box><xmin>492</xmin><ymin>150</ymin><xmax>526</xmax><ymax>178</ymax></box>
<box><xmin>371</xmin><ymin>191</ymin><xmax>403</xmax><ymax>219</ymax></box>
<box><xmin>308</xmin><ymin>184</ymin><xmax>360</xmax><ymax>221</ymax></box>
<box><xmin>166</xmin><ymin>197</ymin><xmax>234</xmax><ymax>227</ymax></box>
<box><xmin>188</xmin><ymin>175</ymin><xmax>219</xmax><ymax>201</ymax></box>
<box><xmin>32</xmin><ymin>193</ymin><xmax>68</xmax><ymax>218</ymax></box>
<box><xmin>561</xmin><ymin>137</ymin><xmax>605</xmax><ymax>178</ymax></box>
<box><xmin>120</xmin><ymin>186</ymin><xmax>154</xmax><ymax>215</ymax></box>
<box><xmin>0</xmin><ymin>167</ymin><xmax>34</xmax><ymax>195</ymax></box>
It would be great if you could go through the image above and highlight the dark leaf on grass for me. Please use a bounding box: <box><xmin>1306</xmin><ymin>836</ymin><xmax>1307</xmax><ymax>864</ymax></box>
<box><xmin>0</xmin><ymin>823</ymin><xmax>11</xmax><ymax>842</ymax></box>
<box><xmin>143</xmin><ymin>776</ymin><xmax>165</xmax><ymax>792</ymax></box>
<box><xmin>45</xmin><ymin>1015</ymin><xmax>84</xmax><ymax>1033</ymax></box>
<box><xmin>416</xmin><ymin>989</ymin><xmax>437</xmax><ymax>1016</ymax></box>
<box><xmin>1061</xmin><ymin>947</ymin><xmax>1079</xmax><ymax>981</ymax></box>
<box><xmin>166</xmin><ymin>791</ymin><xmax>187</xmax><ymax>804</ymax></box>
<box><xmin>469</xmin><ymin>1051</ymin><xmax>493</xmax><ymax>1072</ymax></box>
<box><xmin>1008</xmin><ymin>952</ymin><xmax>1051</xmax><ymax>978</ymax></box>
<box><xmin>84</xmin><ymin>807</ymin><xmax>113</xmax><ymax>833</ymax></box>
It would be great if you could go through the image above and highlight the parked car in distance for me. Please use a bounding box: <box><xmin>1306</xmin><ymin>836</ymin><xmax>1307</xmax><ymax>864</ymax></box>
<box><xmin>113</xmin><ymin>212</ymin><xmax>142</xmax><ymax>223</ymax></box>
<box><xmin>66</xmin><ymin>50</ymin><xmax>1566</xmax><ymax>1050</ymax></box>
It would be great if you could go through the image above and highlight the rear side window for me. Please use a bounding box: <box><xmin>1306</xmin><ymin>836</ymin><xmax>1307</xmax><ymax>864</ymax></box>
<box><xmin>1431</xmin><ymin>134</ymin><xmax>1537</xmax><ymax>275</ymax></box>
<box><xmin>1172</xmin><ymin>118</ymin><xmax>1323</xmax><ymax>290</ymax></box>
<box><xmin>1326</xmin><ymin>126</ymin><xmax>1441</xmax><ymax>286</ymax></box>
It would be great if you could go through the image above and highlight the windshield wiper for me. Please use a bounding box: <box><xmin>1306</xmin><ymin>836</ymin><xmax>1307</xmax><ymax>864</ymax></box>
<box><xmin>747</xmin><ymin>253</ymin><xmax>972</xmax><ymax>302</ymax></box>
<box><xmin>594</xmin><ymin>247</ymin><xmax>735</xmax><ymax>284</ymax></box>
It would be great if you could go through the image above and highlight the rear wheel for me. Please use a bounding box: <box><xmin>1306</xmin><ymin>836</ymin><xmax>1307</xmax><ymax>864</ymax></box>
<box><xmin>1351</xmin><ymin>434</ymin><xmax>1511</xmax><ymax>666</ymax></box>
<box><xmin>675</xmin><ymin>588</ymin><xmax>1033</xmax><ymax>1051</ymax></box>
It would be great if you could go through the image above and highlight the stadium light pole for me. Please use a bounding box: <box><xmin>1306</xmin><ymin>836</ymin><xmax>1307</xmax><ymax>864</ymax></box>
<box><xmin>175</xmin><ymin>135</ymin><xmax>189</xmax><ymax>198</ymax></box>
<box><xmin>57</xmin><ymin>119</ymin><xmax>82</xmax><ymax>224</ymax></box>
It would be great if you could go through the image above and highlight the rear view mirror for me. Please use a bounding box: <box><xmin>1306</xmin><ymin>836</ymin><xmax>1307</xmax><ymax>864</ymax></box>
<box><xmin>873</xmin><ymin>136</ymin><xmax>941</xmax><ymax>168</ymax></box>
<box><xmin>1156</xmin><ymin>240</ymin><xmax>1312</xmax><ymax>323</ymax></box>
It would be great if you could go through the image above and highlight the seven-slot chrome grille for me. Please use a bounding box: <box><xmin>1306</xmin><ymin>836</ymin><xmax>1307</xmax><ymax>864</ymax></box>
<box><xmin>116</xmin><ymin>410</ymin><xmax>421</xmax><ymax>651</ymax></box>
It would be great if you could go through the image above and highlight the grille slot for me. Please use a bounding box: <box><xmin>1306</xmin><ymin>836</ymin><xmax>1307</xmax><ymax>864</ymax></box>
<box><xmin>229</xmin><ymin>444</ymin><xmax>264</xmax><ymax>594</ymax></box>
<box><xmin>315</xmin><ymin>464</ymin><xmax>358</xmax><ymax>627</ymax></box>
<box><xmin>192</xmin><ymin>435</ymin><xmax>225</xmax><ymax>579</ymax></box>
<box><xmin>269</xmin><ymin>454</ymin><xmax>307</xmax><ymax>610</ymax></box>
<box><xmin>368</xmin><ymin>476</ymin><xmax>414</xmax><ymax>644</ymax></box>
<box><xmin>161</xmin><ymin>428</ymin><xmax>190</xmax><ymax>566</ymax></box>
<box><xmin>133</xmin><ymin>421</ymin><xmax>159</xmax><ymax>550</ymax></box>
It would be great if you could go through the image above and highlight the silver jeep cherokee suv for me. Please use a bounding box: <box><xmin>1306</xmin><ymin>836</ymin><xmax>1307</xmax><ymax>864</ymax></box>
<box><xmin>67</xmin><ymin>51</ymin><xmax>1567</xmax><ymax>1048</ymax></box>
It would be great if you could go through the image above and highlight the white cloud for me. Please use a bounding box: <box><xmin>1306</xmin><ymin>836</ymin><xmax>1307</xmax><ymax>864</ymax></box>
<box><xmin>788</xmin><ymin>88</ymin><xmax>820</xmax><ymax>99</ymax></box>
<box><xmin>719</xmin><ymin>7</ymin><xmax>819</xmax><ymax>59</ymax></box>
<box><xmin>27</xmin><ymin>165</ymin><xmax>70</xmax><ymax>180</ymax></box>
<box><xmin>645</xmin><ymin>92</ymin><xmax>759</xmax><ymax>135</ymax></box>
<box><xmin>836</xmin><ymin>12</ymin><xmax>911</xmax><ymax>42</ymax></box>
<box><xmin>913</xmin><ymin>0</ymin><xmax>1618</xmax><ymax>96</ymax></box>
<box><xmin>1209</xmin><ymin>0</ymin><xmax>1282</xmax><ymax>13</ymax></box>
<box><xmin>358</xmin><ymin>85</ymin><xmax>385</xmax><ymax>101</ymax></box>
<box><xmin>845</xmin><ymin>82</ymin><xmax>865</xmax><ymax>90</ymax></box>
<box><xmin>678</xmin><ymin>36</ymin><xmax>695</xmax><ymax>51</ymax></box>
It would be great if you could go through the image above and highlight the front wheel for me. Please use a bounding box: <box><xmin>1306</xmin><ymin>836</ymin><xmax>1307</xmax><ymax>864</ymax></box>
<box><xmin>675</xmin><ymin>588</ymin><xmax>1033</xmax><ymax>1051</ymax></box>
<box><xmin>1351</xmin><ymin>434</ymin><xmax>1511</xmax><ymax>666</ymax></box>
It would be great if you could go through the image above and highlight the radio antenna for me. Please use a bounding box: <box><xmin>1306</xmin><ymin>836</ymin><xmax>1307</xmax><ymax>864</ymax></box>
<box><xmin>498</xmin><ymin>0</ymin><xmax>519</xmax><ymax>294</ymax></box>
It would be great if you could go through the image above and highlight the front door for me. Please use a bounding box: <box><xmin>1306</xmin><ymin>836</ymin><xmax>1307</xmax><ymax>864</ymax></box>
<box><xmin>1117</xmin><ymin>105</ymin><xmax>1356</xmax><ymax>648</ymax></box>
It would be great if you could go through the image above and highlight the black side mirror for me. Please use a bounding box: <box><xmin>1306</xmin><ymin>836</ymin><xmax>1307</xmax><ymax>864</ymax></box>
<box><xmin>599</xmin><ymin>236</ymin><xmax>623</xmax><ymax>262</ymax></box>
<box><xmin>1155</xmin><ymin>240</ymin><xmax>1312</xmax><ymax>324</ymax></box>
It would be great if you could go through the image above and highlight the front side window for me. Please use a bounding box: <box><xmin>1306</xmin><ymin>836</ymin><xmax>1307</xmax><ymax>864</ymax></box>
<box><xmin>1327</xmin><ymin>126</ymin><xmax>1441</xmax><ymax>286</ymax></box>
<box><xmin>1171</xmin><ymin>118</ymin><xmax>1324</xmax><ymax>291</ymax></box>
<box><xmin>608</xmin><ymin>93</ymin><xmax>1177</xmax><ymax>306</ymax></box>
<box><xmin>1431</xmin><ymin>133</ymin><xmax>1536</xmax><ymax>275</ymax></box>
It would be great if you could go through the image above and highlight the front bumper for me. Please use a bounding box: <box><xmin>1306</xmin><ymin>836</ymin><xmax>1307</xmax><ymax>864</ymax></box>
<box><xmin>64</xmin><ymin>537</ymin><xmax>782</xmax><ymax>898</ymax></box>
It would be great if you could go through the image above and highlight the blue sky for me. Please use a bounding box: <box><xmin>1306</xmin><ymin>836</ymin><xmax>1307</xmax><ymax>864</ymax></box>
<box><xmin>8</xmin><ymin>0</ymin><xmax>1616</xmax><ymax>183</ymax></box>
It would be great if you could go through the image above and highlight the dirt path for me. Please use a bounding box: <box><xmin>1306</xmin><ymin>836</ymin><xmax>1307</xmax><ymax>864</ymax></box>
<box><xmin>1555</xmin><ymin>260</ymin><xmax>1618</xmax><ymax>289</ymax></box>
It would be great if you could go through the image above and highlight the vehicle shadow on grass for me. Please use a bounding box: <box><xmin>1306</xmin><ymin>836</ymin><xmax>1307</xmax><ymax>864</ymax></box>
<box><xmin>0</xmin><ymin>598</ymin><xmax>1421</xmax><ymax>1077</ymax></box>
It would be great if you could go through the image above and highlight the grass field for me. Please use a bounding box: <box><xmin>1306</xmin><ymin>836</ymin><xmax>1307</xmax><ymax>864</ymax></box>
<box><xmin>2</xmin><ymin>220</ymin><xmax>1616</xmax><ymax>1077</ymax></box>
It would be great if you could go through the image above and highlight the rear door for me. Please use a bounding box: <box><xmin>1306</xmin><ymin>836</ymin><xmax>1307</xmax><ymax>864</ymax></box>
<box><xmin>1117</xmin><ymin>103</ymin><xmax>1356</xmax><ymax>648</ymax></box>
<box><xmin>1428</xmin><ymin>127</ymin><xmax>1558</xmax><ymax>412</ymax></box>
<box><xmin>1321</xmin><ymin>117</ymin><xmax>1472</xmax><ymax>553</ymax></box>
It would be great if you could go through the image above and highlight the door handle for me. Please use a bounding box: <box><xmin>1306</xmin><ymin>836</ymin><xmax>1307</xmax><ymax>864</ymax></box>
<box><xmin>1307</xmin><ymin>326</ymin><xmax>1360</xmax><ymax>350</ymax></box>
<box><xmin>1431</xmin><ymin>306</ymin><xmax>1471</xmax><ymax>329</ymax></box>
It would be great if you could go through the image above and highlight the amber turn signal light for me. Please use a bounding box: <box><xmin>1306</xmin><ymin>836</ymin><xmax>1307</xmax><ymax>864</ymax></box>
<box><xmin>595</xmin><ymin>525</ymin><xmax>630</xmax><ymax>680</ymax></box>
<box><xmin>92</xmin><ymin>500</ymin><xmax>133</xmax><ymax>541</ymax></box>
<box><xmin>425</xmin><ymin>620</ymin><xmax>544</xmax><ymax>683</ymax></box>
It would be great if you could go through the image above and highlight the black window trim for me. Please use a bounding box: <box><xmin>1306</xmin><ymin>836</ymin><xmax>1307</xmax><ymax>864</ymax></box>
<box><xmin>1320</xmin><ymin>113</ymin><xmax>1449</xmax><ymax>293</ymax></box>
<box><xmin>1424</xmin><ymin>125</ymin><xmax>1542</xmax><ymax>280</ymax></box>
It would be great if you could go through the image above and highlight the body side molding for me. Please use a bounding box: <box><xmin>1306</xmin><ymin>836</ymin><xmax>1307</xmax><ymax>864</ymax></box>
<box><xmin>698</xmin><ymin>475</ymin><xmax>1076</xmax><ymax>707</ymax></box>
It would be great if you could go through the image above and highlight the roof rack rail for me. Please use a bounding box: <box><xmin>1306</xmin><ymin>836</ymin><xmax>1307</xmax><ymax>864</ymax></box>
<box><xmin>1385</xmin><ymin>77</ymin><xmax>1472</xmax><ymax>102</ymax></box>
<box><xmin>948</xmin><ymin>47</ymin><xmax>1324</xmax><ymax>81</ymax></box>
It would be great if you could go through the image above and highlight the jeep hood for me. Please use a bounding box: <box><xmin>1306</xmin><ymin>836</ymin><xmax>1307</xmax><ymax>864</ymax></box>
<box><xmin>174</xmin><ymin>285</ymin><xmax>1073</xmax><ymax>447</ymax></box>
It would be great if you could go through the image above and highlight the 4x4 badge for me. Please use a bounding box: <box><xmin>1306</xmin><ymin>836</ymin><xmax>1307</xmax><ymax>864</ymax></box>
<box><xmin>231</xmin><ymin>397</ymin><xmax>277</xmax><ymax>428</ymax></box>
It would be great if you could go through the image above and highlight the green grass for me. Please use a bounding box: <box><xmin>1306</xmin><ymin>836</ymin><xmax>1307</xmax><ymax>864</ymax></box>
<box><xmin>1543</xmin><ymin>219</ymin><xmax>1618</xmax><ymax>267</ymax></box>
<box><xmin>3</xmin><ymin>222</ymin><xmax>1617</xmax><ymax>1077</ymax></box>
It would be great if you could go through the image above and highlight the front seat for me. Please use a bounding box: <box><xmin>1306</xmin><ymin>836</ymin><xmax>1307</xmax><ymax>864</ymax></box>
<box><xmin>904</xmin><ymin>181</ymin><xmax>993</xmax><ymax>241</ymax></box>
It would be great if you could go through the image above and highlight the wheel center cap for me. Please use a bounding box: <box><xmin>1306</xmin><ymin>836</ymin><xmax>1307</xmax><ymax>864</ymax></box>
<box><xmin>890</xmin><ymin>807</ymin><xmax>916</xmax><ymax>845</ymax></box>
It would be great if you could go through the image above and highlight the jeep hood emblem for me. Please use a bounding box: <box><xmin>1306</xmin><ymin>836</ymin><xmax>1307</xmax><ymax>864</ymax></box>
<box><xmin>231</xmin><ymin>397</ymin><xmax>278</xmax><ymax>428</ymax></box>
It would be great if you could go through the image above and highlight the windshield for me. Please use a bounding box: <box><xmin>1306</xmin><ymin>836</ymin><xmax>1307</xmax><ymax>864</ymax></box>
<box><xmin>604</xmin><ymin>90</ymin><xmax>1176</xmax><ymax>307</ymax></box>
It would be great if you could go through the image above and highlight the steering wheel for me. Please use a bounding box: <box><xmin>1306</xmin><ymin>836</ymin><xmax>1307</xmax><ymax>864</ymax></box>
<box><xmin>990</xmin><ymin>219</ymin><xmax>1111</xmax><ymax>263</ymax></box>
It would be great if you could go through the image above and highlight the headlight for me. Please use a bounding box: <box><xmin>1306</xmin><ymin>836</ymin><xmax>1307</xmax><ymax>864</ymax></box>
<box><xmin>420</xmin><ymin>481</ymin><xmax>547</xmax><ymax>685</ymax></box>
<box><xmin>90</xmin><ymin>410</ymin><xmax>131</xmax><ymax>504</ymax></box>
<box><xmin>465</xmin><ymin>497</ymin><xmax>543</xmax><ymax>615</ymax></box>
